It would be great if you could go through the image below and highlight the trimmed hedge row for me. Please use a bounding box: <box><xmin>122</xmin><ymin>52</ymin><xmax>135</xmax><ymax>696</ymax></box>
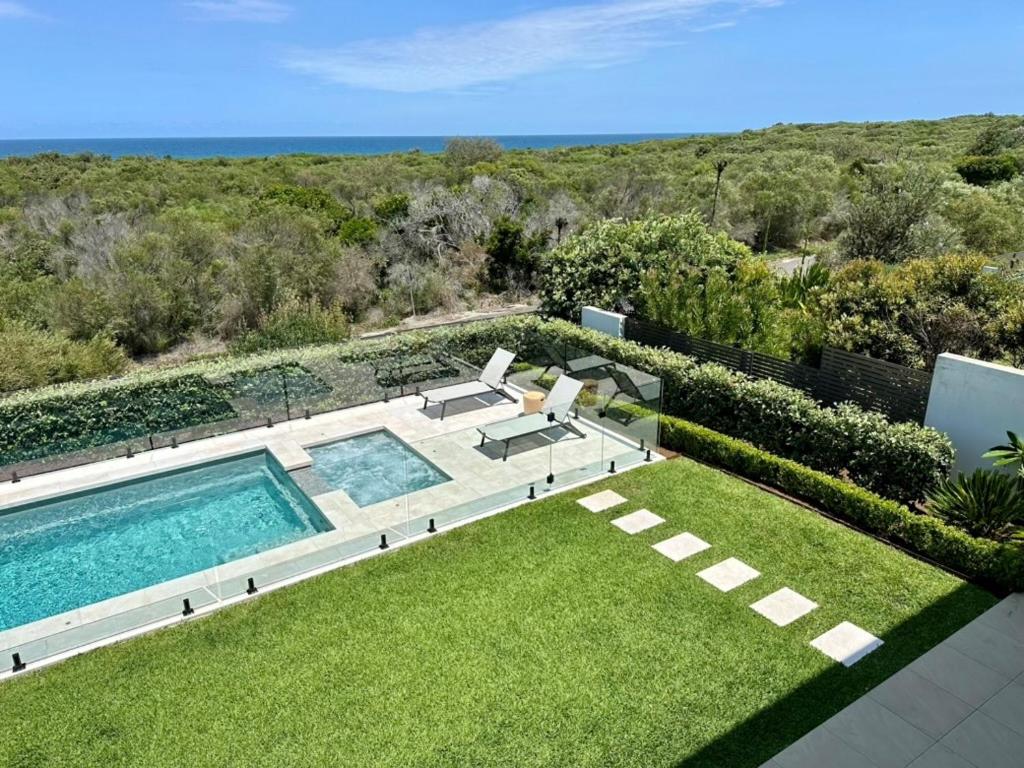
<box><xmin>0</xmin><ymin>319</ymin><xmax>533</xmax><ymax>469</ymax></box>
<box><xmin>530</xmin><ymin>319</ymin><xmax>953</xmax><ymax>504</ymax></box>
<box><xmin>1</xmin><ymin>314</ymin><xmax>951</xmax><ymax>507</ymax></box>
<box><xmin>658</xmin><ymin>414</ymin><xmax>1024</xmax><ymax>593</ymax></box>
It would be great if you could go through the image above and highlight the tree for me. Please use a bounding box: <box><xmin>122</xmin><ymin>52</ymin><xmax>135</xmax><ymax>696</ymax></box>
<box><xmin>443</xmin><ymin>137</ymin><xmax>503</xmax><ymax>168</ymax></box>
<box><xmin>737</xmin><ymin>152</ymin><xmax>835</xmax><ymax>251</ymax></box>
<box><xmin>540</xmin><ymin>213</ymin><xmax>751</xmax><ymax>319</ymax></box>
<box><xmin>838</xmin><ymin>164</ymin><xmax>946</xmax><ymax>263</ymax></box>
<box><xmin>968</xmin><ymin>122</ymin><xmax>1023</xmax><ymax>156</ymax></box>
<box><xmin>640</xmin><ymin>257</ymin><xmax>793</xmax><ymax>357</ymax></box>
<box><xmin>955</xmin><ymin>154</ymin><xmax>1022</xmax><ymax>187</ymax></box>
<box><xmin>709</xmin><ymin>159</ymin><xmax>728</xmax><ymax>226</ymax></box>
<box><xmin>483</xmin><ymin>216</ymin><xmax>546</xmax><ymax>292</ymax></box>
<box><xmin>822</xmin><ymin>254</ymin><xmax>1015</xmax><ymax>369</ymax></box>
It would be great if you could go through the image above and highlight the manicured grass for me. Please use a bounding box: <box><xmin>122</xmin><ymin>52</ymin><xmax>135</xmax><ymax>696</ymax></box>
<box><xmin>0</xmin><ymin>460</ymin><xmax>995</xmax><ymax>767</ymax></box>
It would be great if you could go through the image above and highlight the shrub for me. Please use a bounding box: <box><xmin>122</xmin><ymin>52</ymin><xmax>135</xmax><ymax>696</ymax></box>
<box><xmin>0</xmin><ymin>316</ymin><xmax>536</xmax><ymax>470</ymax></box>
<box><xmin>230</xmin><ymin>296</ymin><xmax>350</xmax><ymax>355</ymax></box>
<box><xmin>532</xmin><ymin>318</ymin><xmax>952</xmax><ymax>503</ymax></box>
<box><xmin>926</xmin><ymin>470</ymin><xmax>1023</xmax><ymax>542</ymax></box>
<box><xmin>955</xmin><ymin>154</ymin><xmax>1023</xmax><ymax>186</ymax></box>
<box><xmin>0</xmin><ymin>314</ymin><xmax>952</xmax><ymax>507</ymax></box>
<box><xmin>0</xmin><ymin>321</ymin><xmax>129</xmax><ymax>394</ymax></box>
<box><xmin>0</xmin><ymin>376</ymin><xmax>237</xmax><ymax>467</ymax></box>
<box><xmin>657</xmin><ymin>414</ymin><xmax>1024</xmax><ymax>592</ymax></box>
<box><xmin>539</xmin><ymin>213</ymin><xmax>750</xmax><ymax>319</ymax></box>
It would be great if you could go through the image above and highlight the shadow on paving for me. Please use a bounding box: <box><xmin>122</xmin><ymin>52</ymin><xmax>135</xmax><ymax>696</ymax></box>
<box><xmin>675</xmin><ymin>582</ymin><xmax>995</xmax><ymax>768</ymax></box>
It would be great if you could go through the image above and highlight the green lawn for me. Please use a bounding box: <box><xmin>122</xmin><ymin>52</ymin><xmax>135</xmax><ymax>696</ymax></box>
<box><xmin>0</xmin><ymin>459</ymin><xmax>995</xmax><ymax>768</ymax></box>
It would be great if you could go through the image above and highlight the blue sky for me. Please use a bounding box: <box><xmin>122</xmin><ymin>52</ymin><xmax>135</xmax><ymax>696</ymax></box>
<box><xmin>2</xmin><ymin>0</ymin><xmax>1022</xmax><ymax>138</ymax></box>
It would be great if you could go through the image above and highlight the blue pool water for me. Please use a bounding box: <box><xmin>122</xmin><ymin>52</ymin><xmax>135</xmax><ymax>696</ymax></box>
<box><xmin>0</xmin><ymin>453</ymin><xmax>331</xmax><ymax>632</ymax></box>
<box><xmin>307</xmin><ymin>431</ymin><xmax>450</xmax><ymax>507</ymax></box>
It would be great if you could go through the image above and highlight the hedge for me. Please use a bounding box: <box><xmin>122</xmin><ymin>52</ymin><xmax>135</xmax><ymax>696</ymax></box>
<box><xmin>658</xmin><ymin>414</ymin><xmax>1024</xmax><ymax>593</ymax></box>
<box><xmin>529</xmin><ymin>319</ymin><xmax>953</xmax><ymax>504</ymax></box>
<box><xmin>1</xmin><ymin>314</ymin><xmax>952</xmax><ymax>507</ymax></box>
<box><xmin>0</xmin><ymin>319</ymin><xmax>533</xmax><ymax>469</ymax></box>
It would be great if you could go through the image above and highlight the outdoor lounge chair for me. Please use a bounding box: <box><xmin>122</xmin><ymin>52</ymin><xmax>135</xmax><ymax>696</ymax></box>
<box><xmin>477</xmin><ymin>375</ymin><xmax>586</xmax><ymax>461</ymax></box>
<box><xmin>419</xmin><ymin>348</ymin><xmax>517</xmax><ymax>420</ymax></box>
<box><xmin>540</xmin><ymin>339</ymin><xmax>613</xmax><ymax>379</ymax></box>
<box><xmin>601</xmin><ymin>366</ymin><xmax>659</xmax><ymax>424</ymax></box>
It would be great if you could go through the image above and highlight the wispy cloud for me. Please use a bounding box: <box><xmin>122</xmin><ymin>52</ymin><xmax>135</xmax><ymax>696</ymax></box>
<box><xmin>285</xmin><ymin>0</ymin><xmax>778</xmax><ymax>93</ymax></box>
<box><xmin>185</xmin><ymin>0</ymin><xmax>292</xmax><ymax>23</ymax></box>
<box><xmin>0</xmin><ymin>2</ymin><xmax>43</xmax><ymax>19</ymax></box>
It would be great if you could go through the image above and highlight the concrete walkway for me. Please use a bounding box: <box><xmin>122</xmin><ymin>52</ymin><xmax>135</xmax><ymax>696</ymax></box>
<box><xmin>763</xmin><ymin>593</ymin><xmax>1024</xmax><ymax>768</ymax></box>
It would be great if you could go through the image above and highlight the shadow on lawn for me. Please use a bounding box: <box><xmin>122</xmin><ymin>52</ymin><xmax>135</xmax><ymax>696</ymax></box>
<box><xmin>675</xmin><ymin>582</ymin><xmax>994</xmax><ymax>768</ymax></box>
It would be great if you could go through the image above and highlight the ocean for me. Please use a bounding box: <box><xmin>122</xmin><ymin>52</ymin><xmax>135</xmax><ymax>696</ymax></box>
<box><xmin>0</xmin><ymin>134</ymin><xmax>690</xmax><ymax>160</ymax></box>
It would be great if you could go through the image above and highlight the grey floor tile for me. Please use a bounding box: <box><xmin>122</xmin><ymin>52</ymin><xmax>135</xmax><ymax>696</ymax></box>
<box><xmin>825</xmin><ymin>698</ymin><xmax>934</xmax><ymax>768</ymax></box>
<box><xmin>869</xmin><ymin>668</ymin><xmax>975</xmax><ymax>740</ymax></box>
<box><xmin>909</xmin><ymin>645</ymin><xmax>1011</xmax><ymax>707</ymax></box>
<box><xmin>946</xmin><ymin>620</ymin><xmax>1024</xmax><ymax>679</ymax></box>
<box><xmin>775</xmin><ymin>727</ymin><xmax>878</xmax><ymax>768</ymax></box>
<box><xmin>906</xmin><ymin>744</ymin><xmax>975</xmax><ymax>768</ymax></box>
<box><xmin>977</xmin><ymin>594</ymin><xmax>1024</xmax><ymax>644</ymax></box>
<box><xmin>979</xmin><ymin>680</ymin><xmax>1024</xmax><ymax>737</ymax></box>
<box><xmin>941</xmin><ymin>710</ymin><xmax>1024</xmax><ymax>768</ymax></box>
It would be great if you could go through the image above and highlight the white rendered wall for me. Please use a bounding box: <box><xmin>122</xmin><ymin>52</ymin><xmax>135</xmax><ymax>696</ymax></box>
<box><xmin>924</xmin><ymin>354</ymin><xmax>1024</xmax><ymax>476</ymax></box>
<box><xmin>581</xmin><ymin>306</ymin><xmax>625</xmax><ymax>338</ymax></box>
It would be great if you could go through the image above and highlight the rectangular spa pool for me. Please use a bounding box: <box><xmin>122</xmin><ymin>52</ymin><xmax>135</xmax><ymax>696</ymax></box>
<box><xmin>305</xmin><ymin>430</ymin><xmax>451</xmax><ymax>507</ymax></box>
<box><xmin>0</xmin><ymin>452</ymin><xmax>331</xmax><ymax>633</ymax></box>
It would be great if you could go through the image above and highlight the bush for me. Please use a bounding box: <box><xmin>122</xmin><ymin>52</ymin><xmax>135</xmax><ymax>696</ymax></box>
<box><xmin>540</xmin><ymin>213</ymin><xmax>750</xmax><ymax>319</ymax></box>
<box><xmin>926</xmin><ymin>470</ymin><xmax>1023</xmax><ymax>542</ymax></box>
<box><xmin>0</xmin><ymin>376</ymin><xmax>237</xmax><ymax>467</ymax></box>
<box><xmin>0</xmin><ymin>316</ymin><xmax>536</xmax><ymax>470</ymax></box>
<box><xmin>230</xmin><ymin>296</ymin><xmax>350</xmax><ymax>355</ymax></box>
<box><xmin>0</xmin><ymin>321</ymin><xmax>129</xmax><ymax>394</ymax></box>
<box><xmin>532</xmin><ymin>319</ymin><xmax>952</xmax><ymax>503</ymax></box>
<box><xmin>955</xmin><ymin>154</ymin><xmax>1023</xmax><ymax>186</ymax></box>
<box><xmin>657</xmin><ymin>414</ymin><xmax>1024</xmax><ymax>592</ymax></box>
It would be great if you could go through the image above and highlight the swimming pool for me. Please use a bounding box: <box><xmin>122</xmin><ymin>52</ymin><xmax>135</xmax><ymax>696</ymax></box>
<box><xmin>305</xmin><ymin>430</ymin><xmax>451</xmax><ymax>507</ymax></box>
<box><xmin>0</xmin><ymin>452</ymin><xmax>331</xmax><ymax>633</ymax></box>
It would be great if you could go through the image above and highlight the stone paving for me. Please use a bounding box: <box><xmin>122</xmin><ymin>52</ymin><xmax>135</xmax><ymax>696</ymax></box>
<box><xmin>764</xmin><ymin>593</ymin><xmax>1024</xmax><ymax>768</ymax></box>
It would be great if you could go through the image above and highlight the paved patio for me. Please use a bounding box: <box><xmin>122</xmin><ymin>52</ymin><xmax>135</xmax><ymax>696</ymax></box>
<box><xmin>763</xmin><ymin>593</ymin><xmax>1024</xmax><ymax>768</ymax></box>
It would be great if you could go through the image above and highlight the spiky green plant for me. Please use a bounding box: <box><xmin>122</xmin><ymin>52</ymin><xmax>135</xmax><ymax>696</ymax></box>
<box><xmin>926</xmin><ymin>469</ymin><xmax>1024</xmax><ymax>542</ymax></box>
<box><xmin>984</xmin><ymin>431</ymin><xmax>1024</xmax><ymax>479</ymax></box>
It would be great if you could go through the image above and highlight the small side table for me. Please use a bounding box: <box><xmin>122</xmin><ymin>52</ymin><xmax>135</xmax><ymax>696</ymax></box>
<box><xmin>523</xmin><ymin>391</ymin><xmax>546</xmax><ymax>415</ymax></box>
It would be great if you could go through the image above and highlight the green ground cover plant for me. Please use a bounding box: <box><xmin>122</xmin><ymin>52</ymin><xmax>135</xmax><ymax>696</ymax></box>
<box><xmin>0</xmin><ymin>460</ymin><xmax>995</xmax><ymax>768</ymax></box>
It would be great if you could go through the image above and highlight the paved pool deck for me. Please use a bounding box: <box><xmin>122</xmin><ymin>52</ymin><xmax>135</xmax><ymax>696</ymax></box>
<box><xmin>763</xmin><ymin>592</ymin><xmax>1024</xmax><ymax>768</ymax></box>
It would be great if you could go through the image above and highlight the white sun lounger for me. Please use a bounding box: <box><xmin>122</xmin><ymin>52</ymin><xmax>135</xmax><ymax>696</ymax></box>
<box><xmin>419</xmin><ymin>348</ymin><xmax>516</xmax><ymax>419</ymax></box>
<box><xmin>477</xmin><ymin>375</ymin><xmax>586</xmax><ymax>460</ymax></box>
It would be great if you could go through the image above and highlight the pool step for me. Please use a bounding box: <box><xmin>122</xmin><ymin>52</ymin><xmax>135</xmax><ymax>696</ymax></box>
<box><xmin>267</xmin><ymin>440</ymin><xmax>313</xmax><ymax>472</ymax></box>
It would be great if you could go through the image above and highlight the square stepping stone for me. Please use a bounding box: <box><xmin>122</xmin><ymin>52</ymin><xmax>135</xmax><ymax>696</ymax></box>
<box><xmin>697</xmin><ymin>558</ymin><xmax>760</xmax><ymax>592</ymax></box>
<box><xmin>611</xmin><ymin>509</ymin><xmax>665</xmax><ymax>535</ymax></box>
<box><xmin>811</xmin><ymin>622</ymin><xmax>883</xmax><ymax>666</ymax></box>
<box><xmin>577</xmin><ymin>489</ymin><xmax>627</xmax><ymax>513</ymax></box>
<box><xmin>652</xmin><ymin>532</ymin><xmax>710</xmax><ymax>562</ymax></box>
<box><xmin>750</xmin><ymin>588</ymin><xmax>818</xmax><ymax>626</ymax></box>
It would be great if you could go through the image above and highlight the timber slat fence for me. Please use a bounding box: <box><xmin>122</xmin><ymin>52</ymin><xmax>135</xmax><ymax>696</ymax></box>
<box><xmin>623</xmin><ymin>317</ymin><xmax>932</xmax><ymax>424</ymax></box>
